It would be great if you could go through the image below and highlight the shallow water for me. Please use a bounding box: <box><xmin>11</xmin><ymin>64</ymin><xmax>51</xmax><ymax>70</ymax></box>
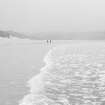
<box><xmin>0</xmin><ymin>38</ymin><xmax>105</xmax><ymax>105</ymax></box>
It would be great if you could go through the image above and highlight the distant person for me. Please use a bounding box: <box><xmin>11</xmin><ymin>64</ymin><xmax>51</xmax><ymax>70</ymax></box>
<box><xmin>46</xmin><ymin>40</ymin><xmax>52</xmax><ymax>44</ymax></box>
<box><xmin>50</xmin><ymin>40</ymin><xmax>51</xmax><ymax>44</ymax></box>
<box><xmin>46</xmin><ymin>40</ymin><xmax>48</xmax><ymax>44</ymax></box>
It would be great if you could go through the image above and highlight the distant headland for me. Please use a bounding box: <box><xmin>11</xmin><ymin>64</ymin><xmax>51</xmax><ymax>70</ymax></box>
<box><xmin>0</xmin><ymin>30</ymin><xmax>105</xmax><ymax>40</ymax></box>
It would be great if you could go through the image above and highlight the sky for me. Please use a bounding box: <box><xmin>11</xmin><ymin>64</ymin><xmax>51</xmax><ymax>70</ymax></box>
<box><xmin>0</xmin><ymin>0</ymin><xmax>105</xmax><ymax>33</ymax></box>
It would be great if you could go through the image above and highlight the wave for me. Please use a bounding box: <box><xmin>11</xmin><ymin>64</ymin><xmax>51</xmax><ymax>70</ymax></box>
<box><xmin>19</xmin><ymin>44</ymin><xmax>105</xmax><ymax>105</ymax></box>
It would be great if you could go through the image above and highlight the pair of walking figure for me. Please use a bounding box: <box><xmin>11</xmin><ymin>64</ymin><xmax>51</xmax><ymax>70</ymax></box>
<box><xmin>46</xmin><ymin>40</ymin><xmax>52</xmax><ymax>44</ymax></box>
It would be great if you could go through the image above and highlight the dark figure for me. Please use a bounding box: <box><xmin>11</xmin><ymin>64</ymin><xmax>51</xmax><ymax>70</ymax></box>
<box><xmin>46</xmin><ymin>40</ymin><xmax>52</xmax><ymax>44</ymax></box>
<box><xmin>50</xmin><ymin>40</ymin><xmax>51</xmax><ymax>44</ymax></box>
<box><xmin>46</xmin><ymin>40</ymin><xmax>49</xmax><ymax>44</ymax></box>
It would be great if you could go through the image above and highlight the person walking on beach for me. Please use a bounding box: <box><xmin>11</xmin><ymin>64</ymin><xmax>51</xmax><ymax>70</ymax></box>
<box><xmin>46</xmin><ymin>40</ymin><xmax>48</xmax><ymax>44</ymax></box>
<box><xmin>46</xmin><ymin>40</ymin><xmax>52</xmax><ymax>44</ymax></box>
<box><xmin>50</xmin><ymin>40</ymin><xmax>51</xmax><ymax>44</ymax></box>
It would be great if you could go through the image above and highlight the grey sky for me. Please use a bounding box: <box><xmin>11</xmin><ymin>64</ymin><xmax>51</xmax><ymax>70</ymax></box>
<box><xmin>0</xmin><ymin>0</ymin><xmax>105</xmax><ymax>33</ymax></box>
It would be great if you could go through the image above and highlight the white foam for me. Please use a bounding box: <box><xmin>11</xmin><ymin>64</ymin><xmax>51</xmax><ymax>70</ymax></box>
<box><xmin>19</xmin><ymin>43</ymin><xmax>105</xmax><ymax>105</ymax></box>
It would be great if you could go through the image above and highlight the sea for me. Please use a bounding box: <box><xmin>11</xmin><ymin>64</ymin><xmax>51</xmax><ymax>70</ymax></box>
<box><xmin>0</xmin><ymin>38</ymin><xmax>105</xmax><ymax>105</ymax></box>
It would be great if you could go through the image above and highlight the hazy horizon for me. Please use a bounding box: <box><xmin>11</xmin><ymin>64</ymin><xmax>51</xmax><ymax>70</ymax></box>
<box><xmin>0</xmin><ymin>0</ymin><xmax>105</xmax><ymax>33</ymax></box>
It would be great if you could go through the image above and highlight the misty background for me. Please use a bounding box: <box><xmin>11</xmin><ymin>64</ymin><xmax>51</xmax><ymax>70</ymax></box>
<box><xmin>0</xmin><ymin>0</ymin><xmax>105</xmax><ymax>34</ymax></box>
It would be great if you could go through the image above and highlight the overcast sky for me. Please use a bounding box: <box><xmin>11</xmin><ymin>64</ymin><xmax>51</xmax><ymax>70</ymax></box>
<box><xmin>0</xmin><ymin>0</ymin><xmax>105</xmax><ymax>33</ymax></box>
